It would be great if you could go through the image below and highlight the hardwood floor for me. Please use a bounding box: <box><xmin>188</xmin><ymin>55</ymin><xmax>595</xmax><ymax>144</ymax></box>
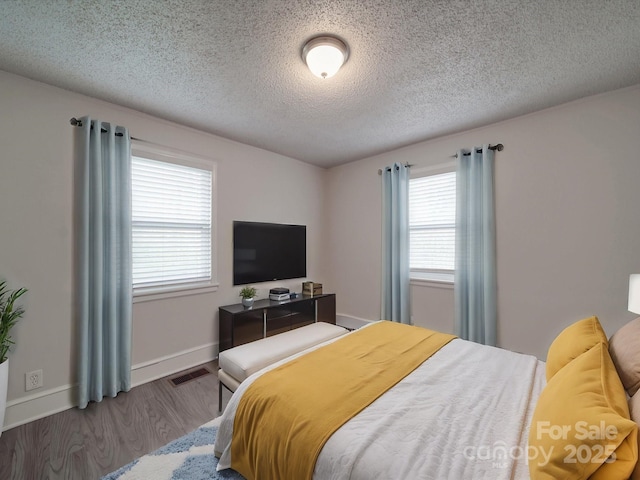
<box><xmin>0</xmin><ymin>361</ymin><xmax>230</xmax><ymax>480</ymax></box>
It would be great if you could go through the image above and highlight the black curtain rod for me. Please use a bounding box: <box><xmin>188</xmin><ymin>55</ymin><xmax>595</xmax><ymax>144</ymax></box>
<box><xmin>377</xmin><ymin>143</ymin><xmax>504</xmax><ymax>175</ymax></box>
<box><xmin>70</xmin><ymin>117</ymin><xmax>139</xmax><ymax>140</ymax></box>
<box><xmin>452</xmin><ymin>143</ymin><xmax>504</xmax><ymax>158</ymax></box>
<box><xmin>377</xmin><ymin>162</ymin><xmax>413</xmax><ymax>176</ymax></box>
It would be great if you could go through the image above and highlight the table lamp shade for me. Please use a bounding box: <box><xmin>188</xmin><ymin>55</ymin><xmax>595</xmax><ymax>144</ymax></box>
<box><xmin>629</xmin><ymin>274</ymin><xmax>640</xmax><ymax>314</ymax></box>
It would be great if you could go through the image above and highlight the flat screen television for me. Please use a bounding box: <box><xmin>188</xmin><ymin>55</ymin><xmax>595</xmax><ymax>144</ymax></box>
<box><xmin>233</xmin><ymin>221</ymin><xmax>306</xmax><ymax>285</ymax></box>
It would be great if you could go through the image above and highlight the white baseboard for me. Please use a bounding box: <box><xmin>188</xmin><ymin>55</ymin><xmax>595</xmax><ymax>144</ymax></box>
<box><xmin>336</xmin><ymin>313</ymin><xmax>375</xmax><ymax>330</ymax></box>
<box><xmin>3</xmin><ymin>383</ymin><xmax>78</xmax><ymax>432</ymax></box>
<box><xmin>131</xmin><ymin>342</ymin><xmax>218</xmax><ymax>387</ymax></box>
<box><xmin>2</xmin><ymin>342</ymin><xmax>219</xmax><ymax>432</ymax></box>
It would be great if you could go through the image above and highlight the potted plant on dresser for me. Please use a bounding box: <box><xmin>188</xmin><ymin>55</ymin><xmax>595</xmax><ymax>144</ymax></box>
<box><xmin>239</xmin><ymin>286</ymin><xmax>257</xmax><ymax>308</ymax></box>
<box><xmin>0</xmin><ymin>280</ymin><xmax>27</xmax><ymax>437</ymax></box>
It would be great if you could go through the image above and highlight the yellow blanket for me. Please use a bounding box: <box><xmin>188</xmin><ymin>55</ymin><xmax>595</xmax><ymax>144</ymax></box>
<box><xmin>230</xmin><ymin>321</ymin><xmax>456</xmax><ymax>480</ymax></box>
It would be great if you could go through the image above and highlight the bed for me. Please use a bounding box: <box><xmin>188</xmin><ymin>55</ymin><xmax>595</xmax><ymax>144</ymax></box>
<box><xmin>214</xmin><ymin>318</ymin><xmax>640</xmax><ymax>480</ymax></box>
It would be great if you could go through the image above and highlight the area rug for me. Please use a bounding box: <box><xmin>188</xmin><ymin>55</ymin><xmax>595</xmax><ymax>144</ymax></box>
<box><xmin>101</xmin><ymin>417</ymin><xmax>245</xmax><ymax>480</ymax></box>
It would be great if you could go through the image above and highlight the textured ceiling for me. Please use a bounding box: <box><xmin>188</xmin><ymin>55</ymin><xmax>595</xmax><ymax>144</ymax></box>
<box><xmin>0</xmin><ymin>1</ymin><xmax>639</xmax><ymax>168</ymax></box>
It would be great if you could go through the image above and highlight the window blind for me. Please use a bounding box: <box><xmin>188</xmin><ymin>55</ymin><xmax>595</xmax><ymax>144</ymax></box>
<box><xmin>132</xmin><ymin>156</ymin><xmax>212</xmax><ymax>289</ymax></box>
<box><xmin>409</xmin><ymin>171</ymin><xmax>456</xmax><ymax>271</ymax></box>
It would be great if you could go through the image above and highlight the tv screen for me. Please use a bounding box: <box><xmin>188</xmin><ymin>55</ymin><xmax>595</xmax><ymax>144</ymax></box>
<box><xmin>233</xmin><ymin>221</ymin><xmax>306</xmax><ymax>285</ymax></box>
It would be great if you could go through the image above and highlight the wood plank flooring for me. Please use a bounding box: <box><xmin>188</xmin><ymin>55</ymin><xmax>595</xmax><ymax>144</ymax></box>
<box><xmin>0</xmin><ymin>361</ymin><xmax>231</xmax><ymax>479</ymax></box>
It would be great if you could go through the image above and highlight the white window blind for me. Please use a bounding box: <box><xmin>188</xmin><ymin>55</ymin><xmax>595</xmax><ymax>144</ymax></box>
<box><xmin>409</xmin><ymin>171</ymin><xmax>456</xmax><ymax>272</ymax></box>
<box><xmin>132</xmin><ymin>156</ymin><xmax>212</xmax><ymax>290</ymax></box>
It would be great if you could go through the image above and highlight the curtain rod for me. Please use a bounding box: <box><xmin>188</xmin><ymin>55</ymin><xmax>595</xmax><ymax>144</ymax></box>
<box><xmin>377</xmin><ymin>162</ymin><xmax>413</xmax><ymax>176</ymax></box>
<box><xmin>70</xmin><ymin>117</ymin><xmax>140</xmax><ymax>140</ymax></box>
<box><xmin>451</xmin><ymin>143</ymin><xmax>504</xmax><ymax>158</ymax></box>
<box><xmin>377</xmin><ymin>143</ymin><xmax>504</xmax><ymax>175</ymax></box>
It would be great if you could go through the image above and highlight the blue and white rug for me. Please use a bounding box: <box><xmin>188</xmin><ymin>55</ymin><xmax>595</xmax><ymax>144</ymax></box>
<box><xmin>102</xmin><ymin>417</ymin><xmax>245</xmax><ymax>480</ymax></box>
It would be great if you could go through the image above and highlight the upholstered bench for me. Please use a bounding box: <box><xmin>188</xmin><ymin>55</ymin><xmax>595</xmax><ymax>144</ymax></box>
<box><xmin>218</xmin><ymin>322</ymin><xmax>348</xmax><ymax>410</ymax></box>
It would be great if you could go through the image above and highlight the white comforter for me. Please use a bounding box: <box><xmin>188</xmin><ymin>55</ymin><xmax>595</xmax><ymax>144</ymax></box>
<box><xmin>215</xmin><ymin>330</ymin><xmax>546</xmax><ymax>480</ymax></box>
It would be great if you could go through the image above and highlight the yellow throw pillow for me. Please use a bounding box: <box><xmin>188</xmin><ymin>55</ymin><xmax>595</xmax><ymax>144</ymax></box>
<box><xmin>545</xmin><ymin>316</ymin><xmax>608</xmax><ymax>381</ymax></box>
<box><xmin>529</xmin><ymin>342</ymin><xmax>637</xmax><ymax>480</ymax></box>
<box><xmin>609</xmin><ymin>317</ymin><xmax>640</xmax><ymax>396</ymax></box>
<box><xmin>629</xmin><ymin>393</ymin><xmax>640</xmax><ymax>480</ymax></box>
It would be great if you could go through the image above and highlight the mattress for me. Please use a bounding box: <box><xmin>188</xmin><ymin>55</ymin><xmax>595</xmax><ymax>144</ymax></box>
<box><xmin>214</xmin><ymin>327</ymin><xmax>546</xmax><ymax>479</ymax></box>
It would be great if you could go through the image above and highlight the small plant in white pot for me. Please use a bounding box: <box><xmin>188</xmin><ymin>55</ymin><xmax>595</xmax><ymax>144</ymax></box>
<box><xmin>239</xmin><ymin>286</ymin><xmax>257</xmax><ymax>308</ymax></box>
<box><xmin>0</xmin><ymin>280</ymin><xmax>27</xmax><ymax>437</ymax></box>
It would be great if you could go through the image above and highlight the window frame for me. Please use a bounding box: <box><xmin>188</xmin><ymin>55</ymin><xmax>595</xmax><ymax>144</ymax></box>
<box><xmin>131</xmin><ymin>141</ymin><xmax>218</xmax><ymax>303</ymax></box>
<box><xmin>409</xmin><ymin>161</ymin><xmax>456</xmax><ymax>288</ymax></box>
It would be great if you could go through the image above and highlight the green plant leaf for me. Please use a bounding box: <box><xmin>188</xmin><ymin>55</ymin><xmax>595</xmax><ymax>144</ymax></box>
<box><xmin>239</xmin><ymin>286</ymin><xmax>257</xmax><ymax>299</ymax></box>
<box><xmin>0</xmin><ymin>280</ymin><xmax>28</xmax><ymax>363</ymax></box>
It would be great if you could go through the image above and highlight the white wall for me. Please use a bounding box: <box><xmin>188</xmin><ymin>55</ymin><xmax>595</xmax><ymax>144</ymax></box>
<box><xmin>326</xmin><ymin>84</ymin><xmax>640</xmax><ymax>359</ymax></box>
<box><xmin>0</xmin><ymin>70</ymin><xmax>328</xmax><ymax>429</ymax></box>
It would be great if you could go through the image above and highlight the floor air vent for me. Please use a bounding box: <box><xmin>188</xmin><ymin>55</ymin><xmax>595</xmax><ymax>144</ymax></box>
<box><xmin>169</xmin><ymin>367</ymin><xmax>211</xmax><ymax>387</ymax></box>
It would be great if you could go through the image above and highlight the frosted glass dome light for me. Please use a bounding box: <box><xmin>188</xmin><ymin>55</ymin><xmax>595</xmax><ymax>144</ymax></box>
<box><xmin>302</xmin><ymin>36</ymin><xmax>349</xmax><ymax>79</ymax></box>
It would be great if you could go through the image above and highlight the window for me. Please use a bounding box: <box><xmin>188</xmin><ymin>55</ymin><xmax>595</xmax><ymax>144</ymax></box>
<box><xmin>131</xmin><ymin>143</ymin><xmax>216</xmax><ymax>299</ymax></box>
<box><xmin>409</xmin><ymin>168</ymin><xmax>456</xmax><ymax>284</ymax></box>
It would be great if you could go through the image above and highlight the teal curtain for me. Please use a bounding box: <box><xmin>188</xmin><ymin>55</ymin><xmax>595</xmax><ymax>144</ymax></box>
<box><xmin>381</xmin><ymin>163</ymin><xmax>410</xmax><ymax>324</ymax></box>
<box><xmin>454</xmin><ymin>145</ymin><xmax>497</xmax><ymax>345</ymax></box>
<box><xmin>76</xmin><ymin>116</ymin><xmax>132</xmax><ymax>409</ymax></box>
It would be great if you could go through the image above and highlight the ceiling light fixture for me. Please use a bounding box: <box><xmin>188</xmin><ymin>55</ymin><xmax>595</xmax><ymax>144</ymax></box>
<box><xmin>302</xmin><ymin>36</ymin><xmax>349</xmax><ymax>79</ymax></box>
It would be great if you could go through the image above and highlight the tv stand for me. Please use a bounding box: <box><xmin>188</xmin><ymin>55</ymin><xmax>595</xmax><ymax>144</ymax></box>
<box><xmin>218</xmin><ymin>293</ymin><xmax>336</xmax><ymax>351</ymax></box>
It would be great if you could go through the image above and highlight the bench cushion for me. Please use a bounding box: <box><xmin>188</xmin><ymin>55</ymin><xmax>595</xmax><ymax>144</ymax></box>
<box><xmin>219</xmin><ymin>322</ymin><xmax>347</xmax><ymax>383</ymax></box>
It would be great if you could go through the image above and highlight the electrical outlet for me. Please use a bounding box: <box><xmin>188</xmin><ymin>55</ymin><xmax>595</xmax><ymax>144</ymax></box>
<box><xmin>26</xmin><ymin>369</ymin><xmax>43</xmax><ymax>391</ymax></box>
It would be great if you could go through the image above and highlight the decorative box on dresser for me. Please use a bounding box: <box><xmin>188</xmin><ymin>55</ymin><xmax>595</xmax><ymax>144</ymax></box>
<box><xmin>218</xmin><ymin>293</ymin><xmax>336</xmax><ymax>352</ymax></box>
